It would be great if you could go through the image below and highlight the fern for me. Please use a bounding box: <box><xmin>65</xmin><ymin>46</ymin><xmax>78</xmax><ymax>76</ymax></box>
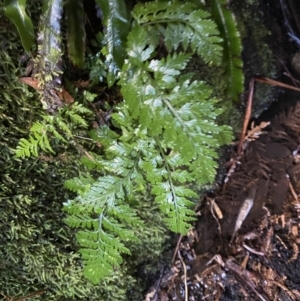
<box><xmin>13</xmin><ymin>0</ymin><xmax>238</xmax><ymax>284</ymax></box>
<box><xmin>64</xmin><ymin>174</ymin><xmax>95</xmax><ymax>196</ymax></box>
<box><xmin>62</xmin><ymin>0</ymin><xmax>234</xmax><ymax>284</ymax></box>
<box><xmin>132</xmin><ymin>1</ymin><xmax>223</xmax><ymax>64</ymax></box>
<box><xmin>211</xmin><ymin>0</ymin><xmax>244</xmax><ymax>101</ymax></box>
<box><xmin>15</xmin><ymin>103</ymin><xmax>92</xmax><ymax>158</ymax></box>
<box><xmin>64</xmin><ymin>149</ymin><xmax>143</xmax><ymax>283</ymax></box>
<box><xmin>64</xmin><ymin>207</ymin><xmax>140</xmax><ymax>283</ymax></box>
<box><xmin>16</xmin><ymin>121</ymin><xmax>54</xmax><ymax>157</ymax></box>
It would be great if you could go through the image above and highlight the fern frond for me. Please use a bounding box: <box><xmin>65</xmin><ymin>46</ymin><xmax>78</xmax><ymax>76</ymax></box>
<box><xmin>15</xmin><ymin>102</ymin><xmax>92</xmax><ymax>157</ymax></box>
<box><xmin>64</xmin><ymin>175</ymin><xmax>95</xmax><ymax>195</ymax></box>
<box><xmin>15</xmin><ymin>121</ymin><xmax>54</xmax><ymax>158</ymax></box>
<box><xmin>71</xmin><ymin>102</ymin><xmax>92</xmax><ymax>114</ymax></box>
<box><xmin>64</xmin><ymin>202</ymin><xmax>141</xmax><ymax>284</ymax></box>
<box><xmin>64</xmin><ymin>103</ymin><xmax>92</xmax><ymax>128</ymax></box>
<box><xmin>121</xmin><ymin>50</ymin><xmax>233</xmax><ymax>171</ymax></box>
<box><xmin>77</xmin><ymin>218</ymin><xmax>128</xmax><ymax>282</ymax></box>
<box><xmin>132</xmin><ymin>1</ymin><xmax>223</xmax><ymax>64</ymax></box>
<box><xmin>211</xmin><ymin>0</ymin><xmax>244</xmax><ymax>101</ymax></box>
<box><xmin>15</xmin><ymin>138</ymin><xmax>39</xmax><ymax>158</ymax></box>
<box><xmin>63</xmin><ymin>0</ymin><xmax>236</xmax><ymax>283</ymax></box>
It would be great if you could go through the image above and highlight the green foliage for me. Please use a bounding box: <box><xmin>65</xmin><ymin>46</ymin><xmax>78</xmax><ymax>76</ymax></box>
<box><xmin>64</xmin><ymin>0</ymin><xmax>233</xmax><ymax>284</ymax></box>
<box><xmin>0</xmin><ymin>26</ymin><xmax>95</xmax><ymax>299</ymax></box>
<box><xmin>15</xmin><ymin>103</ymin><xmax>92</xmax><ymax>158</ymax></box>
<box><xmin>132</xmin><ymin>1</ymin><xmax>223</xmax><ymax>64</ymax></box>
<box><xmin>4</xmin><ymin>0</ymin><xmax>130</xmax><ymax>77</ymax></box>
<box><xmin>95</xmin><ymin>0</ymin><xmax>131</xmax><ymax>86</ymax></box>
<box><xmin>4</xmin><ymin>0</ymin><xmax>34</xmax><ymax>51</ymax></box>
<box><xmin>0</xmin><ymin>21</ymin><xmax>168</xmax><ymax>299</ymax></box>
<box><xmin>211</xmin><ymin>0</ymin><xmax>244</xmax><ymax>101</ymax></box>
<box><xmin>11</xmin><ymin>0</ymin><xmax>240</xmax><ymax>286</ymax></box>
<box><xmin>65</xmin><ymin>203</ymin><xmax>141</xmax><ymax>283</ymax></box>
<box><xmin>65</xmin><ymin>0</ymin><xmax>86</xmax><ymax>68</ymax></box>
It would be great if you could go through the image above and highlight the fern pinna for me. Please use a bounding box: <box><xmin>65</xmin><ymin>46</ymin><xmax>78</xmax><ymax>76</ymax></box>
<box><xmin>15</xmin><ymin>103</ymin><xmax>91</xmax><ymax>157</ymax></box>
<box><xmin>64</xmin><ymin>0</ymin><xmax>233</xmax><ymax>284</ymax></box>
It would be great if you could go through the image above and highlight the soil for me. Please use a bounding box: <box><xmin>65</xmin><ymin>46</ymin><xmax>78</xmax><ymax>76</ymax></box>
<box><xmin>143</xmin><ymin>0</ymin><xmax>300</xmax><ymax>300</ymax></box>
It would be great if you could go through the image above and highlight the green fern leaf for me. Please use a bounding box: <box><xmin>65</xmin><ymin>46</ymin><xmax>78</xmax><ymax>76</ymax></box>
<box><xmin>65</xmin><ymin>0</ymin><xmax>86</xmax><ymax>68</ymax></box>
<box><xmin>71</xmin><ymin>102</ymin><xmax>93</xmax><ymax>115</ymax></box>
<box><xmin>15</xmin><ymin>138</ymin><xmax>36</xmax><ymax>158</ymax></box>
<box><xmin>65</xmin><ymin>103</ymin><xmax>92</xmax><ymax>127</ymax></box>
<box><xmin>95</xmin><ymin>0</ymin><xmax>130</xmax><ymax>86</ymax></box>
<box><xmin>64</xmin><ymin>0</ymin><xmax>237</xmax><ymax>283</ymax></box>
<box><xmin>4</xmin><ymin>0</ymin><xmax>34</xmax><ymax>52</ymax></box>
<box><xmin>211</xmin><ymin>0</ymin><xmax>244</xmax><ymax>101</ymax></box>
<box><xmin>64</xmin><ymin>175</ymin><xmax>95</xmax><ymax>195</ymax></box>
<box><xmin>132</xmin><ymin>1</ymin><xmax>223</xmax><ymax>64</ymax></box>
<box><xmin>15</xmin><ymin>121</ymin><xmax>54</xmax><ymax>158</ymax></box>
<box><xmin>64</xmin><ymin>202</ymin><xmax>141</xmax><ymax>284</ymax></box>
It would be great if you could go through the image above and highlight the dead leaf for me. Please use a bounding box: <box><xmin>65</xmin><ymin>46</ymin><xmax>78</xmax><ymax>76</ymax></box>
<box><xmin>19</xmin><ymin>77</ymin><xmax>74</xmax><ymax>104</ymax></box>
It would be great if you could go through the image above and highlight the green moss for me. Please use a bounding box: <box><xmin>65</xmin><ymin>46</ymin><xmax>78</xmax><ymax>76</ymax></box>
<box><xmin>231</xmin><ymin>0</ymin><xmax>278</xmax><ymax>116</ymax></box>
<box><xmin>0</xmin><ymin>12</ymin><xmax>170</xmax><ymax>301</ymax></box>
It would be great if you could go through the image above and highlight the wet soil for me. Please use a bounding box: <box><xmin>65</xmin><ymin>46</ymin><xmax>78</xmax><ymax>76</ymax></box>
<box><xmin>144</xmin><ymin>0</ymin><xmax>300</xmax><ymax>300</ymax></box>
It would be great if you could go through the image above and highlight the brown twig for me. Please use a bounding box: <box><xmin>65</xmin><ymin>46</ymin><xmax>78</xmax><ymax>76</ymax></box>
<box><xmin>238</xmin><ymin>76</ymin><xmax>300</xmax><ymax>156</ymax></box>
<box><xmin>209</xmin><ymin>198</ymin><xmax>222</xmax><ymax>234</ymax></box>
<box><xmin>177</xmin><ymin>251</ymin><xmax>188</xmax><ymax>301</ymax></box>
<box><xmin>237</xmin><ymin>78</ymin><xmax>254</xmax><ymax>156</ymax></box>
<box><xmin>255</xmin><ymin>76</ymin><xmax>300</xmax><ymax>92</ymax></box>
<box><xmin>277</xmin><ymin>57</ymin><xmax>300</xmax><ymax>87</ymax></box>
<box><xmin>172</xmin><ymin>235</ymin><xmax>183</xmax><ymax>263</ymax></box>
<box><xmin>283</xmin><ymin>72</ymin><xmax>300</xmax><ymax>87</ymax></box>
<box><xmin>287</xmin><ymin>175</ymin><xmax>299</xmax><ymax>203</ymax></box>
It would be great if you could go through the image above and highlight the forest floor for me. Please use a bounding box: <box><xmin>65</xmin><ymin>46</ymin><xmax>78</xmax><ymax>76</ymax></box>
<box><xmin>143</xmin><ymin>0</ymin><xmax>300</xmax><ymax>300</ymax></box>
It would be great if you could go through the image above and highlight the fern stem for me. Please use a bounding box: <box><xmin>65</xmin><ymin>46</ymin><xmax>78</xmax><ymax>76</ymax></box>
<box><xmin>73</xmin><ymin>135</ymin><xmax>92</xmax><ymax>141</ymax></box>
<box><xmin>163</xmin><ymin>97</ymin><xmax>200</xmax><ymax>154</ymax></box>
<box><xmin>98</xmin><ymin>212</ymin><xmax>104</xmax><ymax>248</ymax></box>
<box><xmin>163</xmin><ymin>98</ymin><xmax>187</xmax><ymax>131</ymax></box>
<box><xmin>140</xmin><ymin>19</ymin><xmax>184</xmax><ymax>27</ymax></box>
<box><xmin>154</xmin><ymin>137</ymin><xmax>178</xmax><ymax>211</ymax></box>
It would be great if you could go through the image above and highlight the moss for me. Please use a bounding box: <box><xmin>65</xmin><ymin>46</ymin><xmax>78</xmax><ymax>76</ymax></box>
<box><xmin>231</xmin><ymin>0</ymin><xmax>279</xmax><ymax>116</ymax></box>
<box><xmin>0</xmin><ymin>11</ymin><xmax>171</xmax><ymax>301</ymax></box>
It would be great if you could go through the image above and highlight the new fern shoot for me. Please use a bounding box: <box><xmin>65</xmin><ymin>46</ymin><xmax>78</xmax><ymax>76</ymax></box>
<box><xmin>15</xmin><ymin>0</ymin><xmax>238</xmax><ymax>284</ymax></box>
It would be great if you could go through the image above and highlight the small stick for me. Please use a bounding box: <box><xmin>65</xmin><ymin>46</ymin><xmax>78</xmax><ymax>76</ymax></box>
<box><xmin>172</xmin><ymin>235</ymin><xmax>183</xmax><ymax>263</ymax></box>
<box><xmin>177</xmin><ymin>251</ymin><xmax>188</xmax><ymax>301</ymax></box>
<box><xmin>255</xmin><ymin>76</ymin><xmax>300</xmax><ymax>92</ymax></box>
<box><xmin>1</xmin><ymin>290</ymin><xmax>45</xmax><ymax>301</ymax></box>
<box><xmin>287</xmin><ymin>174</ymin><xmax>299</xmax><ymax>202</ymax></box>
<box><xmin>237</xmin><ymin>76</ymin><xmax>300</xmax><ymax>156</ymax></box>
<box><xmin>283</xmin><ymin>72</ymin><xmax>300</xmax><ymax>87</ymax></box>
<box><xmin>209</xmin><ymin>198</ymin><xmax>222</xmax><ymax>234</ymax></box>
<box><xmin>238</xmin><ymin>78</ymin><xmax>254</xmax><ymax>155</ymax></box>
